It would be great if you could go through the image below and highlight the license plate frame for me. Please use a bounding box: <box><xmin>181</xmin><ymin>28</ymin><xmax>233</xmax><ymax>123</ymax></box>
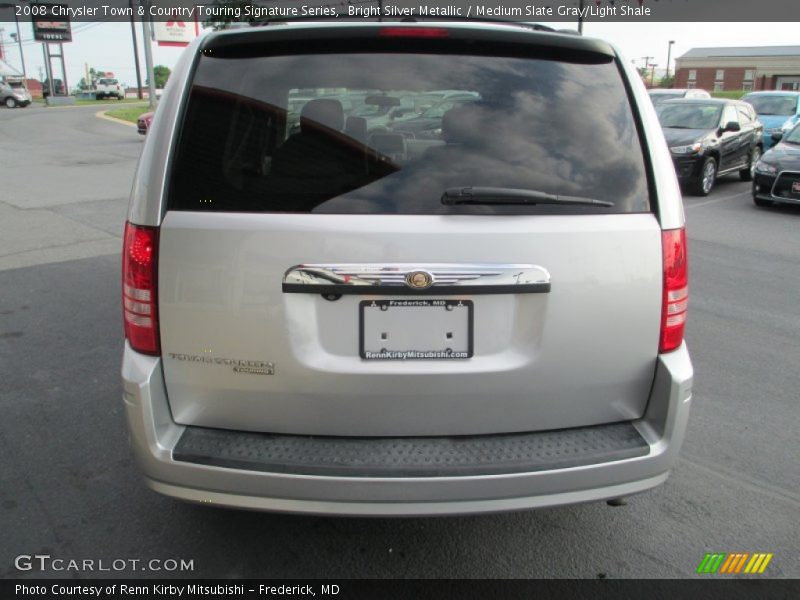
<box><xmin>359</xmin><ymin>299</ymin><xmax>473</xmax><ymax>360</ymax></box>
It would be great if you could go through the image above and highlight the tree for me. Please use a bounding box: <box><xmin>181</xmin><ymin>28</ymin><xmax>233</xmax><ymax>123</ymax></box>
<box><xmin>76</xmin><ymin>67</ymin><xmax>108</xmax><ymax>90</ymax></box>
<box><xmin>147</xmin><ymin>65</ymin><xmax>171</xmax><ymax>89</ymax></box>
<box><xmin>659</xmin><ymin>74</ymin><xmax>676</xmax><ymax>89</ymax></box>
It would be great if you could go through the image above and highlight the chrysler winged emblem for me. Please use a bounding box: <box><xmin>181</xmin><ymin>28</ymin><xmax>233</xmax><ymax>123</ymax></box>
<box><xmin>405</xmin><ymin>270</ymin><xmax>434</xmax><ymax>290</ymax></box>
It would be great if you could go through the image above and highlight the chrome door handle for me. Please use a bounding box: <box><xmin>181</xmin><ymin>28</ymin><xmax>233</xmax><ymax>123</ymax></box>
<box><xmin>282</xmin><ymin>263</ymin><xmax>551</xmax><ymax>295</ymax></box>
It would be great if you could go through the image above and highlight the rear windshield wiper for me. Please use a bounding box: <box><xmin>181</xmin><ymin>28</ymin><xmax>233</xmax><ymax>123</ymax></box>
<box><xmin>441</xmin><ymin>186</ymin><xmax>614</xmax><ymax>207</ymax></box>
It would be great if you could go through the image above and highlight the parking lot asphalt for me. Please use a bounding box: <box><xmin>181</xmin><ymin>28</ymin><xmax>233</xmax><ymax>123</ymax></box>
<box><xmin>0</xmin><ymin>104</ymin><xmax>798</xmax><ymax>579</ymax></box>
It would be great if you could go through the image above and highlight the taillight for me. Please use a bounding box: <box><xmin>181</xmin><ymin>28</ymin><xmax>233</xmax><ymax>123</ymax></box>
<box><xmin>379</xmin><ymin>27</ymin><xmax>449</xmax><ymax>38</ymax></box>
<box><xmin>660</xmin><ymin>228</ymin><xmax>688</xmax><ymax>353</ymax></box>
<box><xmin>122</xmin><ymin>222</ymin><xmax>160</xmax><ymax>355</ymax></box>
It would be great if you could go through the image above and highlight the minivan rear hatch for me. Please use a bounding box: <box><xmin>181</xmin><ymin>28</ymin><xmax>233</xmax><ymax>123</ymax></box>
<box><xmin>157</xmin><ymin>25</ymin><xmax>663</xmax><ymax>436</ymax></box>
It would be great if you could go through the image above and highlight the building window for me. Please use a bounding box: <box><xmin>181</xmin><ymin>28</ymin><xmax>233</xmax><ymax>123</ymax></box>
<box><xmin>742</xmin><ymin>82</ymin><xmax>753</xmax><ymax>92</ymax></box>
<box><xmin>688</xmin><ymin>69</ymin><xmax>697</xmax><ymax>81</ymax></box>
<box><xmin>714</xmin><ymin>82</ymin><xmax>724</xmax><ymax>92</ymax></box>
<box><xmin>715</xmin><ymin>69</ymin><xmax>724</xmax><ymax>81</ymax></box>
<box><xmin>744</xmin><ymin>69</ymin><xmax>754</xmax><ymax>81</ymax></box>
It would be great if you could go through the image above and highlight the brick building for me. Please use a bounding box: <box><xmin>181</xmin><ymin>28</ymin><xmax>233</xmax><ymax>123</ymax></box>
<box><xmin>675</xmin><ymin>46</ymin><xmax>800</xmax><ymax>92</ymax></box>
<box><xmin>24</xmin><ymin>79</ymin><xmax>43</xmax><ymax>98</ymax></box>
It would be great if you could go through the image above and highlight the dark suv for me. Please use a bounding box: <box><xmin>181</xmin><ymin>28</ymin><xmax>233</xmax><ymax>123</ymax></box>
<box><xmin>657</xmin><ymin>98</ymin><xmax>763</xmax><ymax>195</ymax></box>
<box><xmin>42</xmin><ymin>78</ymin><xmax>66</xmax><ymax>97</ymax></box>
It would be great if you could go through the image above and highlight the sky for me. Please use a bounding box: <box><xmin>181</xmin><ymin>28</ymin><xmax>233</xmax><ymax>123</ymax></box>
<box><xmin>0</xmin><ymin>19</ymin><xmax>798</xmax><ymax>90</ymax></box>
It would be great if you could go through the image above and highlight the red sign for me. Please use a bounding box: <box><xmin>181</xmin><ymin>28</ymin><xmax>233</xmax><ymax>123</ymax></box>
<box><xmin>155</xmin><ymin>19</ymin><xmax>199</xmax><ymax>47</ymax></box>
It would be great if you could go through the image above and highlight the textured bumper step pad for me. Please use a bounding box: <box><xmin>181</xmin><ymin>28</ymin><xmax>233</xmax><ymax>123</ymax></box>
<box><xmin>174</xmin><ymin>421</ymin><xmax>649</xmax><ymax>478</ymax></box>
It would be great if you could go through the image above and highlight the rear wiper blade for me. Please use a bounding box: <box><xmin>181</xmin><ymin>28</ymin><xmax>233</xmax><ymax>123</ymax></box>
<box><xmin>441</xmin><ymin>186</ymin><xmax>613</xmax><ymax>207</ymax></box>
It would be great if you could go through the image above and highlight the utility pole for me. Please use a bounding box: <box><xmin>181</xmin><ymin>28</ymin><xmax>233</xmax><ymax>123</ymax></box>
<box><xmin>0</xmin><ymin>3</ymin><xmax>30</xmax><ymax>87</ymax></box>
<box><xmin>650</xmin><ymin>63</ymin><xmax>658</xmax><ymax>87</ymax></box>
<box><xmin>640</xmin><ymin>56</ymin><xmax>653</xmax><ymax>86</ymax></box>
<box><xmin>666</xmin><ymin>40</ymin><xmax>675</xmax><ymax>86</ymax></box>
<box><xmin>13</xmin><ymin>8</ymin><xmax>27</xmax><ymax>86</ymax></box>
<box><xmin>130</xmin><ymin>0</ymin><xmax>143</xmax><ymax>99</ymax></box>
<box><xmin>141</xmin><ymin>0</ymin><xmax>157</xmax><ymax>109</ymax></box>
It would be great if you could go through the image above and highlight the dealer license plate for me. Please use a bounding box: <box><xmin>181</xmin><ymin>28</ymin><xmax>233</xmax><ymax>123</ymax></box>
<box><xmin>359</xmin><ymin>299</ymin><xmax>473</xmax><ymax>360</ymax></box>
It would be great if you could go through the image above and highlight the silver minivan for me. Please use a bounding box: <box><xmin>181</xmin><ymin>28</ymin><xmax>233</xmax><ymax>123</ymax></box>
<box><xmin>122</xmin><ymin>22</ymin><xmax>693</xmax><ymax>515</ymax></box>
<box><xmin>1</xmin><ymin>80</ymin><xmax>32</xmax><ymax>108</ymax></box>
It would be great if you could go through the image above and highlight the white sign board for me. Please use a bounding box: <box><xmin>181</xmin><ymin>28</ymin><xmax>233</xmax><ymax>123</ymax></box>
<box><xmin>154</xmin><ymin>20</ymin><xmax>199</xmax><ymax>47</ymax></box>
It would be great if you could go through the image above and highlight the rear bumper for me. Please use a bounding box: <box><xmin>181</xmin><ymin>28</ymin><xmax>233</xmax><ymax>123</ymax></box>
<box><xmin>671</xmin><ymin>154</ymin><xmax>704</xmax><ymax>183</ymax></box>
<box><xmin>121</xmin><ymin>342</ymin><xmax>693</xmax><ymax>515</ymax></box>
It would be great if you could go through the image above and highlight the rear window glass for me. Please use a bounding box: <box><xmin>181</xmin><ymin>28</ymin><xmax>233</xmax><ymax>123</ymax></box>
<box><xmin>168</xmin><ymin>51</ymin><xmax>650</xmax><ymax>215</ymax></box>
<box><xmin>742</xmin><ymin>94</ymin><xmax>798</xmax><ymax>116</ymax></box>
<box><xmin>657</xmin><ymin>103</ymin><xmax>722</xmax><ymax>130</ymax></box>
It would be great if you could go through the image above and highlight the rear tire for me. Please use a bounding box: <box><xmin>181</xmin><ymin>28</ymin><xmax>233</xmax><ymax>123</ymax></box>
<box><xmin>740</xmin><ymin>147</ymin><xmax>761</xmax><ymax>181</ymax></box>
<box><xmin>5</xmin><ymin>97</ymin><xmax>17</xmax><ymax>108</ymax></box>
<box><xmin>692</xmin><ymin>157</ymin><xmax>717</xmax><ymax>196</ymax></box>
<box><xmin>95</xmin><ymin>93</ymin><xmax>103</xmax><ymax>101</ymax></box>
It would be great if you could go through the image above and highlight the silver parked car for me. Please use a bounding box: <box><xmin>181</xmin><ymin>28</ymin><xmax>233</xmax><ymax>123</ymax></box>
<box><xmin>1</xmin><ymin>80</ymin><xmax>32</xmax><ymax>108</ymax></box>
<box><xmin>122</xmin><ymin>22</ymin><xmax>693</xmax><ymax>515</ymax></box>
<box><xmin>648</xmin><ymin>88</ymin><xmax>711</xmax><ymax>106</ymax></box>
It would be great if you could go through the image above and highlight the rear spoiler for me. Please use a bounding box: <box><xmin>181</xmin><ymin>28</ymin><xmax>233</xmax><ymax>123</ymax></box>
<box><xmin>202</xmin><ymin>23</ymin><xmax>610</xmax><ymax>63</ymax></box>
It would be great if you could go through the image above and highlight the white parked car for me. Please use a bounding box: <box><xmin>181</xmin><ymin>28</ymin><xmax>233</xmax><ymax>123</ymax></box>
<box><xmin>94</xmin><ymin>78</ymin><xmax>124</xmax><ymax>100</ymax></box>
<box><xmin>648</xmin><ymin>88</ymin><xmax>711</xmax><ymax>106</ymax></box>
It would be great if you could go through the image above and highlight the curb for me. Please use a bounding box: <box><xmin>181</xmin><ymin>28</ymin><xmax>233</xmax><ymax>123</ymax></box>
<box><xmin>95</xmin><ymin>109</ymin><xmax>137</xmax><ymax>128</ymax></box>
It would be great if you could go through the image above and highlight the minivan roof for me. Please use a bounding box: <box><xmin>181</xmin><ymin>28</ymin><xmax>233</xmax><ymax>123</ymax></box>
<box><xmin>660</xmin><ymin>98</ymin><xmax>731</xmax><ymax>105</ymax></box>
<box><xmin>741</xmin><ymin>90</ymin><xmax>800</xmax><ymax>96</ymax></box>
<box><xmin>201</xmin><ymin>21</ymin><xmax>617</xmax><ymax>60</ymax></box>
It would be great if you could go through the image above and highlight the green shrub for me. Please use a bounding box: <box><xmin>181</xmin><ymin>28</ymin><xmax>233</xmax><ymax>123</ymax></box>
<box><xmin>711</xmin><ymin>90</ymin><xmax>748</xmax><ymax>100</ymax></box>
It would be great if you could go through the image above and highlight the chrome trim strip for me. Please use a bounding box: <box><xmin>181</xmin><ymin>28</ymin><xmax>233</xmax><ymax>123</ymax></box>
<box><xmin>769</xmin><ymin>170</ymin><xmax>800</xmax><ymax>199</ymax></box>
<box><xmin>283</xmin><ymin>263</ymin><xmax>551</xmax><ymax>295</ymax></box>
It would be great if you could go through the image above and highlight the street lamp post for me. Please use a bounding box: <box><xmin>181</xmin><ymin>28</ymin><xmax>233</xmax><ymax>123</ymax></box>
<box><xmin>130</xmin><ymin>0</ymin><xmax>143</xmax><ymax>99</ymax></box>
<box><xmin>666</xmin><ymin>40</ymin><xmax>675</xmax><ymax>87</ymax></box>
<box><xmin>641</xmin><ymin>56</ymin><xmax>653</xmax><ymax>87</ymax></box>
<box><xmin>0</xmin><ymin>2</ymin><xmax>29</xmax><ymax>86</ymax></box>
<box><xmin>140</xmin><ymin>0</ymin><xmax>157</xmax><ymax>109</ymax></box>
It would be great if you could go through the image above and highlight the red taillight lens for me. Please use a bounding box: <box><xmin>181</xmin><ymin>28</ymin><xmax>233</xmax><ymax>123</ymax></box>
<box><xmin>660</xmin><ymin>228</ymin><xmax>688</xmax><ymax>353</ymax></box>
<box><xmin>122</xmin><ymin>222</ymin><xmax>160</xmax><ymax>355</ymax></box>
<box><xmin>379</xmin><ymin>27</ymin><xmax>449</xmax><ymax>38</ymax></box>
